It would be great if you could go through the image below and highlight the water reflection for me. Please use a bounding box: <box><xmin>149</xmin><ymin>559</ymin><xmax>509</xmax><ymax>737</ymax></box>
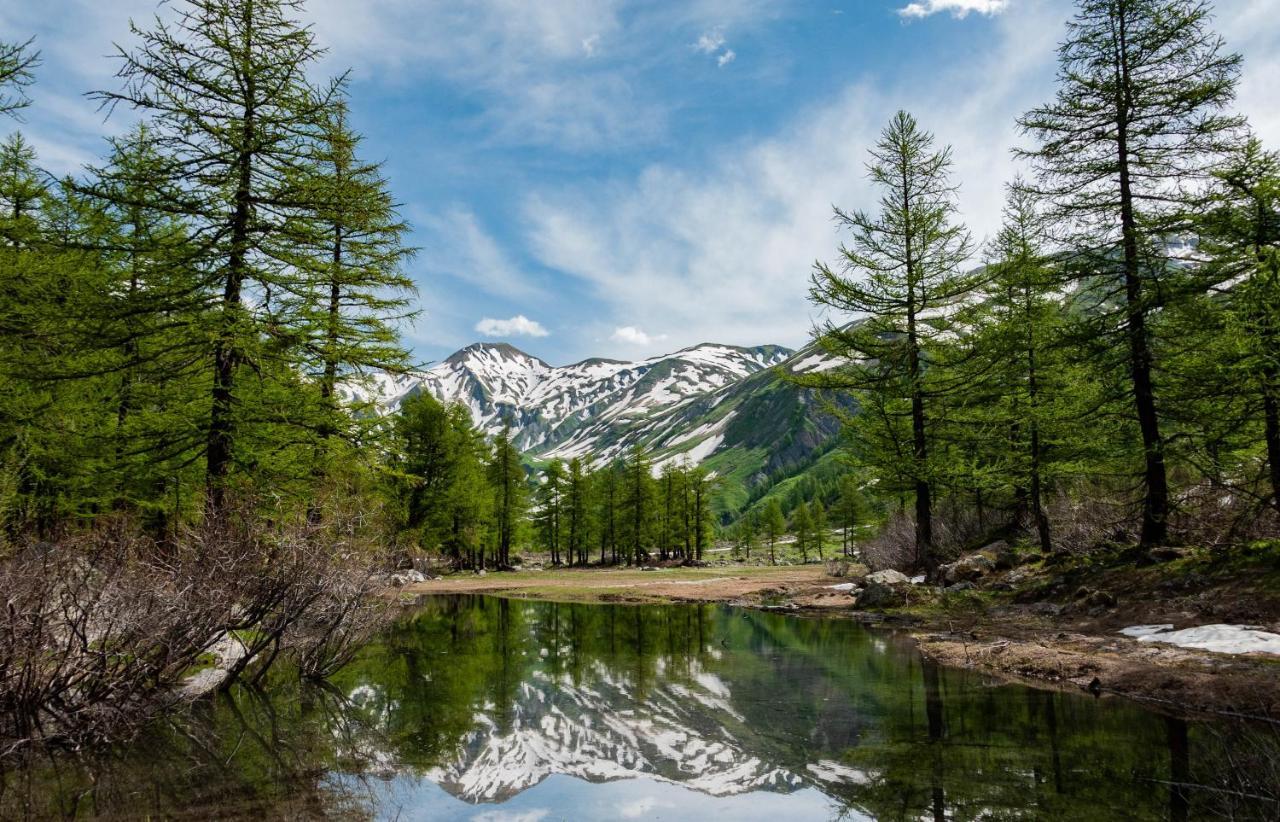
<box><xmin>2</xmin><ymin>595</ymin><xmax>1278</xmax><ymax>820</ymax></box>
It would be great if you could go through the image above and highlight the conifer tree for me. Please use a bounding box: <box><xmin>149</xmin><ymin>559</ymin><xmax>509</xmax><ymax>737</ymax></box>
<box><xmin>487</xmin><ymin>427</ymin><xmax>525</xmax><ymax>567</ymax></box>
<box><xmin>805</xmin><ymin>111</ymin><xmax>975</xmax><ymax>570</ymax></box>
<box><xmin>812</xmin><ymin>499</ymin><xmax>827</xmax><ymax>561</ymax></box>
<box><xmin>1194</xmin><ymin>138</ymin><xmax>1280</xmax><ymax>512</ymax></box>
<box><xmin>292</xmin><ymin>96</ymin><xmax>416</xmax><ymax>451</ymax></box>
<box><xmin>959</xmin><ymin>184</ymin><xmax>1064</xmax><ymax>553</ymax></box>
<box><xmin>537</xmin><ymin>460</ymin><xmax>565</xmax><ymax>564</ymax></box>
<box><xmin>763</xmin><ymin>499</ymin><xmax>785</xmax><ymax>566</ymax></box>
<box><xmin>565</xmin><ymin>457</ymin><xmax>590</xmax><ymax>565</ymax></box>
<box><xmin>0</xmin><ymin>39</ymin><xmax>38</xmax><ymax>119</ymax></box>
<box><xmin>621</xmin><ymin>445</ymin><xmax>653</xmax><ymax>565</ymax></box>
<box><xmin>836</xmin><ymin>475</ymin><xmax>865</xmax><ymax>558</ymax></box>
<box><xmin>95</xmin><ymin>0</ymin><xmax>339</xmax><ymax>514</ymax></box>
<box><xmin>1018</xmin><ymin>0</ymin><xmax>1245</xmax><ymax>546</ymax></box>
<box><xmin>793</xmin><ymin>501</ymin><xmax>812</xmax><ymax>564</ymax></box>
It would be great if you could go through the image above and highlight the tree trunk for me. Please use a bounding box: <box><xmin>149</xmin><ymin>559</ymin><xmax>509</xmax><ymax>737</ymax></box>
<box><xmin>206</xmin><ymin>56</ymin><xmax>256</xmax><ymax>516</ymax></box>
<box><xmin>1115</xmin><ymin>9</ymin><xmax>1169</xmax><ymax>547</ymax></box>
<box><xmin>1263</xmin><ymin>369</ymin><xmax>1280</xmax><ymax>516</ymax></box>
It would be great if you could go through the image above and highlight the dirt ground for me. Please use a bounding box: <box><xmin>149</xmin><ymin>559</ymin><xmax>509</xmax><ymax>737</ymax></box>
<box><xmin>401</xmin><ymin>564</ymin><xmax>830</xmax><ymax>603</ymax></box>
<box><xmin>399</xmin><ymin>555</ymin><xmax>1280</xmax><ymax>721</ymax></box>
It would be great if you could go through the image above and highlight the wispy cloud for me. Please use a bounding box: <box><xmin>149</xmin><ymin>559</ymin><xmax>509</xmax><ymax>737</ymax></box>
<box><xmin>898</xmin><ymin>0</ymin><xmax>1008</xmax><ymax>19</ymax></box>
<box><xmin>717</xmin><ymin>49</ymin><xmax>736</xmax><ymax>67</ymax></box>
<box><xmin>475</xmin><ymin>315</ymin><xmax>550</xmax><ymax>338</ymax></box>
<box><xmin>525</xmin><ymin>0</ymin><xmax>1067</xmax><ymax>351</ymax></box>
<box><xmin>415</xmin><ymin>207</ymin><xmax>541</xmax><ymax>299</ymax></box>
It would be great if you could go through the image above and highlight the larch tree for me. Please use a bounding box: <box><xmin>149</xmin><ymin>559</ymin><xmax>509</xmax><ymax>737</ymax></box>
<box><xmin>1195</xmin><ymin>138</ymin><xmax>1280</xmax><ymax>512</ymax></box>
<box><xmin>763</xmin><ymin>499</ymin><xmax>785</xmax><ymax>566</ymax></box>
<box><xmin>961</xmin><ymin>183</ymin><xmax>1063</xmax><ymax>554</ymax></box>
<box><xmin>1017</xmin><ymin>0</ymin><xmax>1244</xmax><ymax>546</ymax></box>
<box><xmin>292</xmin><ymin>96</ymin><xmax>416</xmax><ymax>451</ymax></box>
<box><xmin>0</xmin><ymin>39</ymin><xmax>38</xmax><ymax>119</ymax></box>
<box><xmin>565</xmin><ymin>457</ymin><xmax>590</xmax><ymax>565</ymax></box>
<box><xmin>805</xmin><ymin>110</ymin><xmax>975</xmax><ymax>571</ymax></box>
<box><xmin>537</xmin><ymin>460</ymin><xmax>565</xmax><ymax>565</ymax></box>
<box><xmin>487</xmin><ymin>426</ymin><xmax>525</xmax><ymax>568</ymax></box>
<box><xmin>95</xmin><ymin>0</ymin><xmax>338</xmax><ymax>514</ymax></box>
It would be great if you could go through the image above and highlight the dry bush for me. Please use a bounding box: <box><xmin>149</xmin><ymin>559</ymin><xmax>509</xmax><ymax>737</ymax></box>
<box><xmin>1041</xmin><ymin>491</ymin><xmax>1138</xmax><ymax>554</ymax></box>
<box><xmin>1170</xmin><ymin>482</ymin><xmax>1280</xmax><ymax>548</ymax></box>
<box><xmin>0</xmin><ymin>507</ymin><xmax>390</xmax><ymax>754</ymax></box>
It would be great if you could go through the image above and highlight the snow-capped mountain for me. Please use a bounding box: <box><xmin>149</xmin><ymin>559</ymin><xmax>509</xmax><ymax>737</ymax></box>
<box><xmin>417</xmin><ymin>663</ymin><xmax>806</xmax><ymax>803</ymax></box>
<box><xmin>345</xmin><ymin>341</ymin><xmax>794</xmax><ymax>455</ymax></box>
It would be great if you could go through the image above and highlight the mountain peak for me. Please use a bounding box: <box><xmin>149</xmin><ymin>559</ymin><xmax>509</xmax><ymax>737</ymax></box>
<box><xmin>446</xmin><ymin>341</ymin><xmax>550</xmax><ymax>369</ymax></box>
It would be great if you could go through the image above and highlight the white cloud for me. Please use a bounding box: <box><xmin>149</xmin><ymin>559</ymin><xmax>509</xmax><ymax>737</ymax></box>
<box><xmin>898</xmin><ymin>0</ymin><xmax>1009</xmax><ymax>18</ymax></box>
<box><xmin>611</xmin><ymin>326</ymin><xmax>666</xmax><ymax>345</ymax></box>
<box><xmin>694</xmin><ymin>30</ymin><xmax>726</xmax><ymax>53</ymax></box>
<box><xmin>475</xmin><ymin>315</ymin><xmax>550</xmax><ymax>338</ymax></box>
<box><xmin>718</xmin><ymin>49</ymin><xmax>737</xmax><ymax>67</ymax></box>
<box><xmin>582</xmin><ymin>34</ymin><xmax>602</xmax><ymax>57</ymax></box>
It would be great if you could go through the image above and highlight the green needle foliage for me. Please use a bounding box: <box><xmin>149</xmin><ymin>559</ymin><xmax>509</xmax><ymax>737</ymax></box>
<box><xmin>1017</xmin><ymin>0</ymin><xmax>1246</xmax><ymax>546</ymax></box>
<box><xmin>803</xmin><ymin>110</ymin><xmax>976</xmax><ymax>571</ymax></box>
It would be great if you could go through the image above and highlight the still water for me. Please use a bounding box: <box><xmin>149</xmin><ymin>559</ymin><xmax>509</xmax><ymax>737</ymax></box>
<box><xmin>3</xmin><ymin>595</ymin><xmax>1277</xmax><ymax>820</ymax></box>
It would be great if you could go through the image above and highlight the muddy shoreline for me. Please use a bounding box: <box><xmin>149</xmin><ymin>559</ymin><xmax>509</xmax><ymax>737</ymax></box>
<box><xmin>401</xmin><ymin>562</ymin><xmax>1280</xmax><ymax>722</ymax></box>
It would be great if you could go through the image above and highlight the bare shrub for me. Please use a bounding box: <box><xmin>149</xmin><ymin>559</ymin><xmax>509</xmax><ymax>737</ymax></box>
<box><xmin>0</xmin><ymin>508</ymin><xmax>390</xmax><ymax>754</ymax></box>
<box><xmin>1042</xmin><ymin>491</ymin><xmax>1138</xmax><ymax>554</ymax></box>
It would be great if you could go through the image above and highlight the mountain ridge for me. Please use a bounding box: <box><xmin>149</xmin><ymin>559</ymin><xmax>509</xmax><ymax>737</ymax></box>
<box><xmin>341</xmin><ymin>337</ymin><xmax>846</xmax><ymax>521</ymax></box>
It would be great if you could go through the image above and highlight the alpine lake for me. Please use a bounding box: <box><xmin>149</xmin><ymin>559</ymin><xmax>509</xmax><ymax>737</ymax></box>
<box><xmin>3</xmin><ymin>594</ymin><xmax>1277</xmax><ymax>820</ymax></box>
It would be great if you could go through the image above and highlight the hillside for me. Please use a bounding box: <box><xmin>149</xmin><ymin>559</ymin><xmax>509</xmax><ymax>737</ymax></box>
<box><xmin>344</xmin><ymin>339</ymin><xmax>851</xmax><ymax>521</ymax></box>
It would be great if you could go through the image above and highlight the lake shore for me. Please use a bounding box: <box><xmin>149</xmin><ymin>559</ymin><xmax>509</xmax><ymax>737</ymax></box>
<box><xmin>402</xmin><ymin>558</ymin><xmax>1280</xmax><ymax>721</ymax></box>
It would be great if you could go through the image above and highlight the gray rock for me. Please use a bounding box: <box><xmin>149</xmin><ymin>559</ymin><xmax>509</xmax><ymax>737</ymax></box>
<box><xmin>857</xmin><ymin>569</ymin><xmax>912</xmax><ymax>608</ymax></box>
<box><xmin>941</xmin><ymin>554</ymin><xmax>996</xmax><ymax>585</ymax></box>
<box><xmin>946</xmin><ymin>581</ymin><xmax>977</xmax><ymax>593</ymax></box>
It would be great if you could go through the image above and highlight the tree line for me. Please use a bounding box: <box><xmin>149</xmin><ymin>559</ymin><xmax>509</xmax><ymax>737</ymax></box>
<box><xmin>802</xmin><ymin>0</ymin><xmax>1278</xmax><ymax>571</ymax></box>
<box><xmin>393</xmin><ymin>390</ymin><xmax>719</xmax><ymax>568</ymax></box>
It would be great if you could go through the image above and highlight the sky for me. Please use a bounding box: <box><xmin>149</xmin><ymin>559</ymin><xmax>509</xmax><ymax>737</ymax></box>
<box><xmin>3</xmin><ymin>0</ymin><xmax>1279</xmax><ymax>367</ymax></box>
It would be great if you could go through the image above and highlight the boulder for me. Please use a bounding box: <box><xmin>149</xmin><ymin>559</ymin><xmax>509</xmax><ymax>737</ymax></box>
<box><xmin>941</xmin><ymin>554</ymin><xmax>996</xmax><ymax>585</ymax></box>
<box><xmin>389</xmin><ymin>569</ymin><xmax>427</xmax><ymax>587</ymax></box>
<box><xmin>946</xmin><ymin>581</ymin><xmax>977</xmax><ymax>593</ymax></box>
<box><xmin>856</xmin><ymin>569</ymin><xmax>912</xmax><ymax>608</ymax></box>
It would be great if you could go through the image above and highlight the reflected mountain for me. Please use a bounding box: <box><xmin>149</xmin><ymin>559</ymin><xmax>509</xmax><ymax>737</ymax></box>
<box><xmin>3</xmin><ymin>596</ymin><xmax>1278</xmax><ymax>821</ymax></box>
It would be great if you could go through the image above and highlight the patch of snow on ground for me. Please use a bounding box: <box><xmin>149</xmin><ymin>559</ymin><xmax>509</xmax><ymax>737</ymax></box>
<box><xmin>1128</xmin><ymin>624</ymin><xmax>1280</xmax><ymax>655</ymax></box>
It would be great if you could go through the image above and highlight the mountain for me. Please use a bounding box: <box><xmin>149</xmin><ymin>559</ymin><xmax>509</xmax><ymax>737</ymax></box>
<box><xmin>345</xmin><ymin>339</ymin><xmax>848</xmax><ymax>520</ymax></box>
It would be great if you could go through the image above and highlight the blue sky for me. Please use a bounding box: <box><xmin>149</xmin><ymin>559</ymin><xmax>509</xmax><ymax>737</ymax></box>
<box><xmin>4</xmin><ymin>0</ymin><xmax>1278</xmax><ymax>366</ymax></box>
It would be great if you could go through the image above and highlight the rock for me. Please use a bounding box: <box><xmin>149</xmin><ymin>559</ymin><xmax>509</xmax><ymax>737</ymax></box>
<box><xmin>389</xmin><ymin>569</ymin><xmax>427</xmax><ymax>587</ymax></box>
<box><xmin>856</xmin><ymin>569</ymin><xmax>912</xmax><ymax>608</ymax></box>
<box><xmin>476</xmin><ymin>569</ymin><xmax>487</xmax><ymax>577</ymax></box>
<box><xmin>1088</xmin><ymin>589</ymin><xmax>1117</xmax><ymax>608</ymax></box>
<box><xmin>1029</xmin><ymin>602</ymin><xmax>1064</xmax><ymax>617</ymax></box>
<box><xmin>1147</xmin><ymin>545</ymin><xmax>1190</xmax><ymax>563</ymax></box>
<box><xmin>946</xmin><ymin>581</ymin><xmax>976</xmax><ymax>593</ymax></box>
<box><xmin>984</xmin><ymin>541</ymin><xmax>1018</xmax><ymax>570</ymax></box>
<box><xmin>1073</xmin><ymin>586</ymin><xmax>1116</xmax><ymax>608</ymax></box>
<box><xmin>940</xmin><ymin>554</ymin><xmax>996</xmax><ymax>585</ymax></box>
<box><xmin>1006</xmin><ymin>568</ymin><xmax>1034</xmax><ymax>585</ymax></box>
